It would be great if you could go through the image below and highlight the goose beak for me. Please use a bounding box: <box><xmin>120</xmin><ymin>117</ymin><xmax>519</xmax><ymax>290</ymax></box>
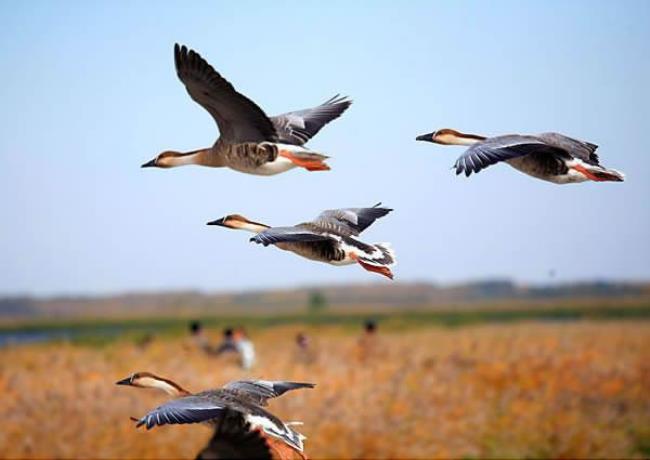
<box><xmin>416</xmin><ymin>132</ymin><xmax>436</xmax><ymax>142</ymax></box>
<box><xmin>206</xmin><ymin>218</ymin><xmax>226</xmax><ymax>227</ymax></box>
<box><xmin>116</xmin><ymin>377</ymin><xmax>132</xmax><ymax>386</ymax></box>
<box><xmin>141</xmin><ymin>159</ymin><xmax>157</xmax><ymax>168</ymax></box>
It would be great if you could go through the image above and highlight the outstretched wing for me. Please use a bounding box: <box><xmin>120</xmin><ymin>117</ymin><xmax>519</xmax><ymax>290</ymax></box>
<box><xmin>174</xmin><ymin>44</ymin><xmax>277</xmax><ymax>143</ymax></box>
<box><xmin>249</xmin><ymin>227</ymin><xmax>333</xmax><ymax>246</ymax></box>
<box><xmin>135</xmin><ymin>395</ymin><xmax>225</xmax><ymax>429</ymax></box>
<box><xmin>454</xmin><ymin>135</ymin><xmax>568</xmax><ymax>177</ymax></box>
<box><xmin>312</xmin><ymin>203</ymin><xmax>393</xmax><ymax>236</ymax></box>
<box><xmin>271</xmin><ymin>95</ymin><xmax>352</xmax><ymax>145</ymax></box>
<box><xmin>224</xmin><ymin>380</ymin><xmax>315</xmax><ymax>406</ymax></box>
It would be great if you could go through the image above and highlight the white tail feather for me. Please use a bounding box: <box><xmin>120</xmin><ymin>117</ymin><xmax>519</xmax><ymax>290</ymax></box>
<box><xmin>359</xmin><ymin>243</ymin><xmax>396</xmax><ymax>267</ymax></box>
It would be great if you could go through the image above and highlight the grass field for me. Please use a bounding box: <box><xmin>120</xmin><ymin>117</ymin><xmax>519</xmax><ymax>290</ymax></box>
<box><xmin>1</xmin><ymin>320</ymin><xmax>649</xmax><ymax>459</ymax></box>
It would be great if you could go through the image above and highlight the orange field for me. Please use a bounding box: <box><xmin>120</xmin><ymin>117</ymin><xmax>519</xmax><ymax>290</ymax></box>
<box><xmin>1</xmin><ymin>321</ymin><xmax>649</xmax><ymax>459</ymax></box>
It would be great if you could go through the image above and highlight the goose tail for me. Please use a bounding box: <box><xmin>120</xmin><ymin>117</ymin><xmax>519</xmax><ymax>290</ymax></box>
<box><xmin>356</xmin><ymin>243</ymin><xmax>396</xmax><ymax>280</ymax></box>
<box><xmin>590</xmin><ymin>167</ymin><xmax>625</xmax><ymax>182</ymax></box>
<box><xmin>276</xmin><ymin>144</ymin><xmax>330</xmax><ymax>172</ymax></box>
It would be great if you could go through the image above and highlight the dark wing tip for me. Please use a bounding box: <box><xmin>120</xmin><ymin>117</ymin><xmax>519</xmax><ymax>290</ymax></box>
<box><xmin>249</xmin><ymin>235</ymin><xmax>271</xmax><ymax>246</ymax></box>
<box><xmin>370</xmin><ymin>204</ymin><xmax>393</xmax><ymax>214</ymax></box>
<box><xmin>174</xmin><ymin>43</ymin><xmax>187</xmax><ymax>75</ymax></box>
<box><xmin>288</xmin><ymin>381</ymin><xmax>316</xmax><ymax>389</ymax></box>
<box><xmin>324</xmin><ymin>94</ymin><xmax>353</xmax><ymax>106</ymax></box>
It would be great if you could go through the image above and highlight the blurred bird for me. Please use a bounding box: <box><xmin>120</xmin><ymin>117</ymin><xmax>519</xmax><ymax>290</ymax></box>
<box><xmin>416</xmin><ymin>129</ymin><xmax>624</xmax><ymax>184</ymax></box>
<box><xmin>116</xmin><ymin>372</ymin><xmax>314</xmax><ymax>457</ymax></box>
<box><xmin>141</xmin><ymin>44</ymin><xmax>351</xmax><ymax>175</ymax></box>
<box><xmin>207</xmin><ymin>204</ymin><xmax>396</xmax><ymax>279</ymax></box>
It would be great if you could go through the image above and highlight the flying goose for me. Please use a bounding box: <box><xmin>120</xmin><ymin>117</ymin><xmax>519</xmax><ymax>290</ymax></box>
<box><xmin>207</xmin><ymin>204</ymin><xmax>396</xmax><ymax>279</ymax></box>
<box><xmin>416</xmin><ymin>129</ymin><xmax>625</xmax><ymax>184</ymax></box>
<box><xmin>116</xmin><ymin>372</ymin><xmax>314</xmax><ymax>455</ymax></box>
<box><xmin>142</xmin><ymin>44</ymin><xmax>351</xmax><ymax>175</ymax></box>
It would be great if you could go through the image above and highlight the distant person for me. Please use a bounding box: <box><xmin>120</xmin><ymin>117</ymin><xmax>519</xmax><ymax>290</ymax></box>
<box><xmin>357</xmin><ymin>319</ymin><xmax>383</xmax><ymax>363</ymax></box>
<box><xmin>234</xmin><ymin>327</ymin><xmax>256</xmax><ymax>371</ymax></box>
<box><xmin>214</xmin><ymin>327</ymin><xmax>238</xmax><ymax>354</ymax></box>
<box><xmin>294</xmin><ymin>332</ymin><xmax>316</xmax><ymax>365</ymax></box>
<box><xmin>189</xmin><ymin>320</ymin><xmax>213</xmax><ymax>354</ymax></box>
<box><xmin>216</xmin><ymin>327</ymin><xmax>256</xmax><ymax>370</ymax></box>
<box><xmin>296</xmin><ymin>332</ymin><xmax>309</xmax><ymax>350</ymax></box>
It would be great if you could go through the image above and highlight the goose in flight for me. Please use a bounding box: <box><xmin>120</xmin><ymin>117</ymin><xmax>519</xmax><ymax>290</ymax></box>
<box><xmin>207</xmin><ymin>204</ymin><xmax>396</xmax><ymax>279</ymax></box>
<box><xmin>116</xmin><ymin>372</ymin><xmax>314</xmax><ymax>456</ymax></box>
<box><xmin>416</xmin><ymin>129</ymin><xmax>624</xmax><ymax>184</ymax></box>
<box><xmin>142</xmin><ymin>44</ymin><xmax>351</xmax><ymax>175</ymax></box>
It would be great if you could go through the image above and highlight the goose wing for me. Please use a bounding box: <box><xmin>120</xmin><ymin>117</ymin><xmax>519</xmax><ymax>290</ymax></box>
<box><xmin>536</xmin><ymin>132</ymin><xmax>599</xmax><ymax>165</ymax></box>
<box><xmin>271</xmin><ymin>95</ymin><xmax>352</xmax><ymax>145</ymax></box>
<box><xmin>135</xmin><ymin>395</ymin><xmax>225</xmax><ymax>429</ymax></box>
<box><xmin>312</xmin><ymin>203</ymin><xmax>392</xmax><ymax>236</ymax></box>
<box><xmin>224</xmin><ymin>380</ymin><xmax>315</xmax><ymax>407</ymax></box>
<box><xmin>454</xmin><ymin>134</ymin><xmax>569</xmax><ymax>177</ymax></box>
<box><xmin>249</xmin><ymin>226</ymin><xmax>333</xmax><ymax>246</ymax></box>
<box><xmin>174</xmin><ymin>44</ymin><xmax>277</xmax><ymax>143</ymax></box>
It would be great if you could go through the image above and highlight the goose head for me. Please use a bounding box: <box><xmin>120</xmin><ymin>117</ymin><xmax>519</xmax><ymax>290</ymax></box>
<box><xmin>141</xmin><ymin>150</ymin><xmax>203</xmax><ymax>168</ymax></box>
<box><xmin>116</xmin><ymin>371</ymin><xmax>189</xmax><ymax>396</ymax></box>
<box><xmin>142</xmin><ymin>151</ymin><xmax>178</xmax><ymax>168</ymax></box>
<box><xmin>206</xmin><ymin>214</ymin><xmax>270</xmax><ymax>233</ymax></box>
<box><xmin>416</xmin><ymin>129</ymin><xmax>486</xmax><ymax>146</ymax></box>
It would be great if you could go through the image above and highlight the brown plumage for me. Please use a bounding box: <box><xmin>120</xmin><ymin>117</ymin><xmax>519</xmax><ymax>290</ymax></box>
<box><xmin>207</xmin><ymin>205</ymin><xmax>397</xmax><ymax>279</ymax></box>
<box><xmin>416</xmin><ymin>128</ymin><xmax>625</xmax><ymax>184</ymax></box>
<box><xmin>141</xmin><ymin>44</ymin><xmax>350</xmax><ymax>176</ymax></box>
<box><xmin>116</xmin><ymin>373</ymin><xmax>313</xmax><ymax>457</ymax></box>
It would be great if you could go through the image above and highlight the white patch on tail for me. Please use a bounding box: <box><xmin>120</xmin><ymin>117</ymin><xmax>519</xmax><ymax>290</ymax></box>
<box><xmin>245</xmin><ymin>414</ymin><xmax>305</xmax><ymax>452</ymax></box>
<box><xmin>560</xmin><ymin>159</ymin><xmax>626</xmax><ymax>184</ymax></box>
<box><xmin>252</xmin><ymin>155</ymin><xmax>297</xmax><ymax>175</ymax></box>
<box><xmin>356</xmin><ymin>242</ymin><xmax>396</xmax><ymax>268</ymax></box>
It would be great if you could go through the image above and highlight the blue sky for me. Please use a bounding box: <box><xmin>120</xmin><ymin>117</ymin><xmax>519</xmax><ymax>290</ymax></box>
<box><xmin>1</xmin><ymin>1</ymin><xmax>649</xmax><ymax>296</ymax></box>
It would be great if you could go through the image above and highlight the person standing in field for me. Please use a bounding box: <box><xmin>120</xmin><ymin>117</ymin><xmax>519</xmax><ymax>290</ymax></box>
<box><xmin>356</xmin><ymin>319</ymin><xmax>385</xmax><ymax>363</ymax></box>
<box><xmin>188</xmin><ymin>320</ymin><xmax>215</xmax><ymax>354</ymax></box>
<box><xmin>294</xmin><ymin>332</ymin><xmax>317</xmax><ymax>365</ymax></box>
<box><xmin>215</xmin><ymin>327</ymin><xmax>256</xmax><ymax>370</ymax></box>
<box><xmin>234</xmin><ymin>327</ymin><xmax>256</xmax><ymax>371</ymax></box>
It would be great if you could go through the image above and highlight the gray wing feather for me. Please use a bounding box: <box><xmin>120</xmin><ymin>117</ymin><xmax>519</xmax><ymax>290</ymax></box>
<box><xmin>249</xmin><ymin>227</ymin><xmax>332</xmax><ymax>246</ymax></box>
<box><xmin>224</xmin><ymin>380</ymin><xmax>315</xmax><ymax>406</ymax></box>
<box><xmin>136</xmin><ymin>396</ymin><xmax>225</xmax><ymax>430</ymax></box>
<box><xmin>314</xmin><ymin>203</ymin><xmax>392</xmax><ymax>236</ymax></box>
<box><xmin>174</xmin><ymin>44</ymin><xmax>277</xmax><ymax>143</ymax></box>
<box><xmin>271</xmin><ymin>95</ymin><xmax>352</xmax><ymax>145</ymax></box>
<box><xmin>536</xmin><ymin>132</ymin><xmax>599</xmax><ymax>165</ymax></box>
<box><xmin>454</xmin><ymin>135</ymin><xmax>568</xmax><ymax>177</ymax></box>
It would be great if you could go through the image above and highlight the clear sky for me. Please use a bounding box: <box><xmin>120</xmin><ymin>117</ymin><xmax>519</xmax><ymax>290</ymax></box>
<box><xmin>1</xmin><ymin>1</ymin><xmax>649</xmax><ymax>296</ymax></box>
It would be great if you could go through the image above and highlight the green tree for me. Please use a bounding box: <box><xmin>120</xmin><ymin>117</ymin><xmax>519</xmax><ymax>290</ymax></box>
<box><xmin>308</xmin><ymin>291</ymin><xmax>327</xmax><ymax>314</ymax></box>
